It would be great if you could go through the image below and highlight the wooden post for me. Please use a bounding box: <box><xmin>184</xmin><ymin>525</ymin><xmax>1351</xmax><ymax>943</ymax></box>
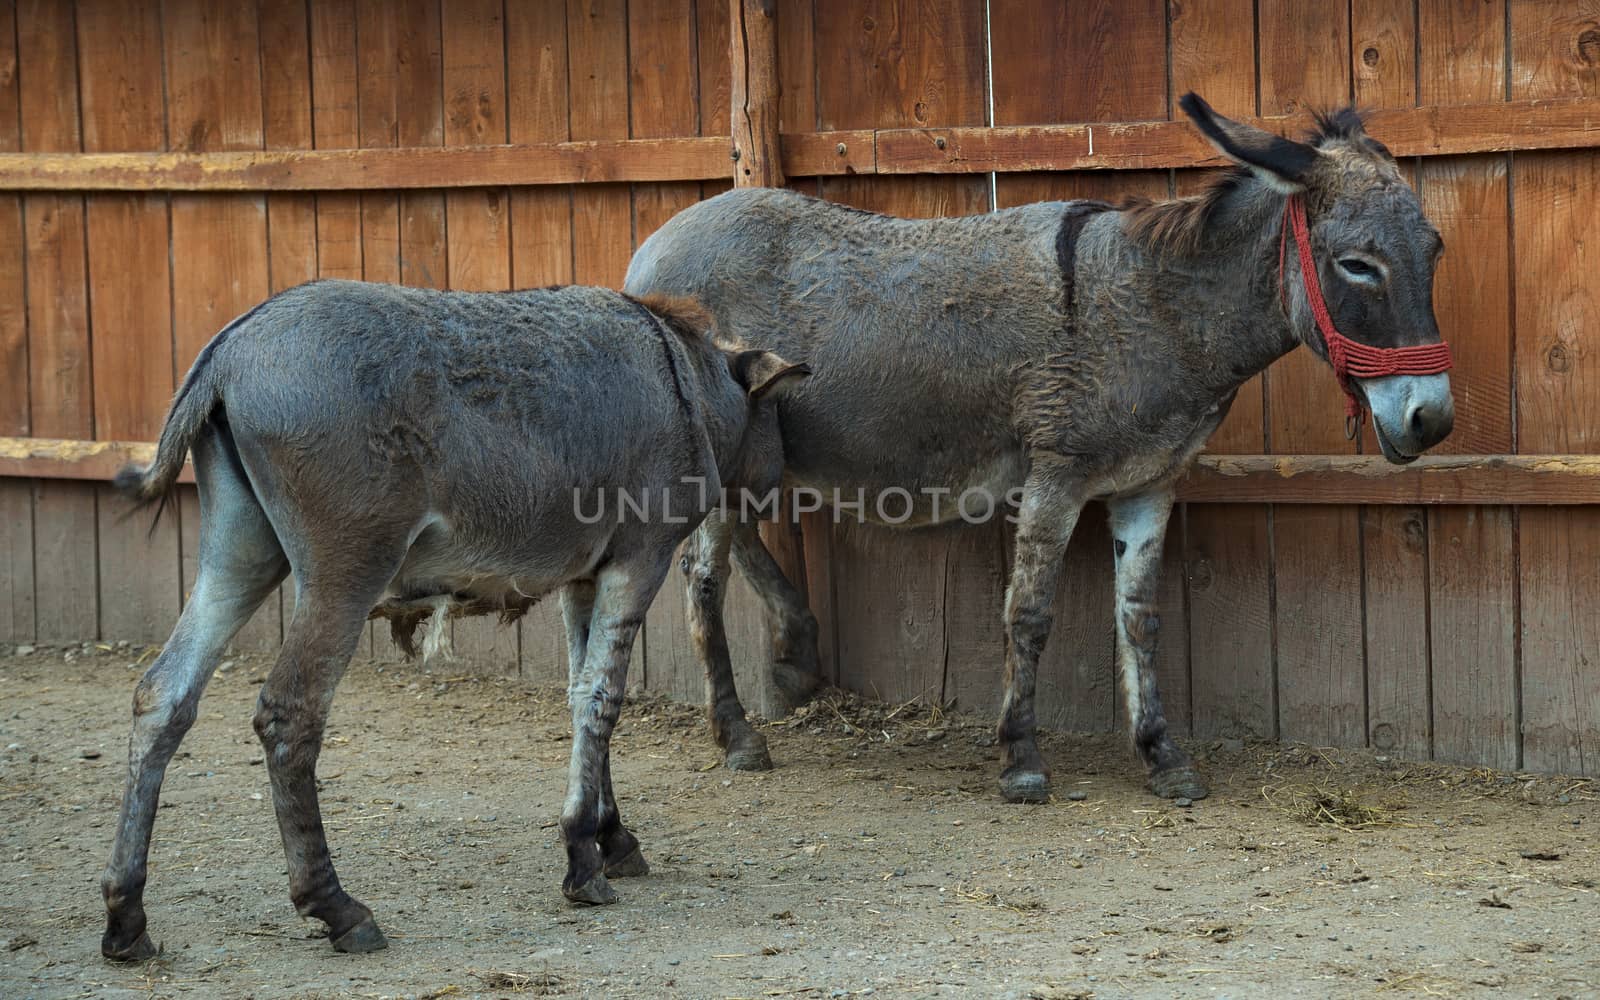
<box><xmin>730</xmin><ymin>0</ymin><xmax>823</xmax><ymax>681</ymax></box>
<box><xmin>729</xmin><ymin>0</ymin><xmax>784</xmax><ymax>188</ymax></box>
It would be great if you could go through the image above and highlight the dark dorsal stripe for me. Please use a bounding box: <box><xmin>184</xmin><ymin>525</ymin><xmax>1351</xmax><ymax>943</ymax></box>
<box><xmin>1057</xmin><ymin>200</ymin><xmax>1117</xmax><ymax>323</ymax></box>
<box><xmin>622</xmin><ymin>298</ymin><xmax>693</xmax><ymax>415</ymax></box>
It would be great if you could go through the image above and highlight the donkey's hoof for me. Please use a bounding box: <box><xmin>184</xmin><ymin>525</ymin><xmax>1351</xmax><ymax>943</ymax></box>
<box><xmin>563</xmin><ymin>872</ymin><xmax>618</xmax><ymax>906</ymax></box>
<box><xmin>604</xmin><ymin>844</ymin><xmax>650</xmax><ymax>878</ymax></box>
<box><xmin>330</xmin><ymin>916</ymin><xmax>388</xmax><ymax>954</ymax></box>
<box><xmin>1150</xmin><ymin>766</ymin><xmax>1209</xmax><ymax>801</ymax></box>
<box><xmin>101</xmin><ymin>930</ymin><xmax>158</xmax><ymax>963</ymax></box>
<box><xmin>999</xmin><ymin>768</ymin><xmax>1052</xmax><ymax>804</ymax></box>
<box><xmin>725</xmin><ymin>736</ymin><xmax>773</xmax><ymax>772</ymax></box>
<box><xmin>770</xmin><ymin>662</ymin><xmax>821</xmax><ymax>717</ymax></box>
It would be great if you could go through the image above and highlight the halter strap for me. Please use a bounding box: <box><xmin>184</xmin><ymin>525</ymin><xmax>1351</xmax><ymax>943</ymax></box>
<box><xmin>1278</xmin><ymin>193</ymin><xmax>1453</xmax><ymax>437</ymax></box>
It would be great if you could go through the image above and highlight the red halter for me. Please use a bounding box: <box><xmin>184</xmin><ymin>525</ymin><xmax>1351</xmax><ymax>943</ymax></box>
<box><xmin>1277</xmin><ymin>193</ymin><xmax>1453</xmax><ymax>437</ymax></box>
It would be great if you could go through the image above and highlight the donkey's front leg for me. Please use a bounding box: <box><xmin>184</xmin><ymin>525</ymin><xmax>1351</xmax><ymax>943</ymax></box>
<box><xmin>560</xmin><ymin>581</ymin><xmax>647</xmax><ymax>878</ymax></box>
<box><xmin>1107</xmin><ymin>488</ymin><xmax>1208</xmax><ymax>800</ymax></box>
<box><xmin>997</xmin><ymin>464</ymin><xmax>1085</xmax><ymax>803</ymax></box>
<box><xmin>560</xmin><ymin>554</ymin><xmax>669</xmax><ymax>905</ymax></box>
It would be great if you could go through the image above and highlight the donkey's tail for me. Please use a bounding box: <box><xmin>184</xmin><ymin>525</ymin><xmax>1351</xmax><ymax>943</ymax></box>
<box><xmin>113</xmin><ymin>302</ymin><xmax>263</xmax><ymax>526</ymax></box>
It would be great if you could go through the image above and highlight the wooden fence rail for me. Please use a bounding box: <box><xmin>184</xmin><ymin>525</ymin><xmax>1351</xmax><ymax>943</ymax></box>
<box><xmin>0</xmin><ymin>98</ymin><xmax>1593</xmax><ymax>191</ymax></box>
<box><xmin>9</xmin><ymin>437</ymin><xmax>1600</xmax><ymax>506</ymax></box>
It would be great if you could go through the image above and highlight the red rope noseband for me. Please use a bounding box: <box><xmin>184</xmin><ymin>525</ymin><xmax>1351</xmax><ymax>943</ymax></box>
<box><xmin>1278</xmin><ymin>193</ymin><xmax>1453</xmax><ymax>436</ymax></box>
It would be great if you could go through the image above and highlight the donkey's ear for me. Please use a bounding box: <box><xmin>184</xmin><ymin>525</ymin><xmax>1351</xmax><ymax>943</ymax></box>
<box><xmin>1179</xmin><ymin>92</ymin><xmax>1320</xmax><ymax>194</ymax></box>
<box><xmin>729</xmin><ymin>349</ymin><xmax>811</xmax><ymax>402</ymax></box>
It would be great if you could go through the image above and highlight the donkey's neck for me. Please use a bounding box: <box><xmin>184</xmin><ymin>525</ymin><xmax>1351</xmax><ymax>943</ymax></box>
<box><xmin>1137</xmin><ymin>183</ymin><xmax>1304</xmax><ymax>400</ymax></box>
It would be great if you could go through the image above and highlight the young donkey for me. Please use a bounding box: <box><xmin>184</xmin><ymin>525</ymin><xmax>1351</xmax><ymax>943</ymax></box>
<box><xmin>625</xmin><ymin>95</ymin><xmax>1455</xmax><ymax>803</ymax></box>
<box><xmin>99</xmin><ymin>281</ymin><xmax>806</xmax><ymax>960</ymax></box>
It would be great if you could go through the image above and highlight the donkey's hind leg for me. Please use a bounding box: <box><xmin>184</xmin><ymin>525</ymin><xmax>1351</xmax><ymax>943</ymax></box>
<box><xmin>1107</xmin><ymin>488</ymin><xmax>1207</xmax><ymax>800</ymax></box>
<box><xmin>731</xmin><ymin>521</ymin><xmax>821</xmax><ymax>716</ymax></box>
<box><xmin>253</xmin><ymin>576</ymin><xmax>394</xmax><ymax>953</ymax></box>
<box><xmin>560</xmin><ymin>552</ymin><xmax>670</xmax><ymax>905</ymax></box>
<box><xmin>102</xmin><ymin>430</ymin><xmax>290</xmax><ymax>961</ymax></box>
<box><xmin>561</xmin><ymin>581</ymin><xmax>647</xmax><ymax>878</ymax></box>
<box><xmin>683</xmin><ymin>517</ymin><xmax>772</xmax><ymax>771</ymax></box>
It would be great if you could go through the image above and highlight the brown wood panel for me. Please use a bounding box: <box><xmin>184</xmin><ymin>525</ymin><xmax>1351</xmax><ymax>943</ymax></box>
<box><xmin>17</xmin><ymin>0</ymin><xmax>94</xmax><ymax>641</ymax></box>
<box><xmin>700</xmin><ymin>0</ymin><xmax>733</xmax><ymax>134</ymax></box>
<box><xmin>311</xmin><ymin>0</ymin><xmax>362</xmax><ymax>279</ymax></box>
<box><xmin>441</xmin><ymin>0</ymin><xmax>519</xmax><ymax>675</ymax></box>
<box><xmin>1520</xmin><ymin>507</ymin><xmax>1600</xmax><ymax>774</ymax></box>
<box><xmin>567</xmin><ymin>0</ymin><xmax>632</xmax><ymax>290</ymax></box>
<box><xmin>1353</xmin><ymin>4</ymin><xmax>1425</xmax><ymax>762</ymax></box>
<box><xmin>166</xmin><ymin>1</ymin><xmax>278</xmax><ymax>652</ymax></box>
<box><xmin>1513</xmin><ymin>0</ymin><xmax>1600</xmax><ymax>776</ymax></box>
<box><xmin>1419</xmin><ymin>0</ymin><xmax>1506</xmax><ymax>106</ymax></box>
<box><xmin>1429</xmin><ymin>505</ymin><xmax>1518</xmax><ymax>768</ymax></box>
<box><xmin>1417</xmin><ymin>1</ymin><xmax>1520</xmax><ymax>771</ymax></box>
<box><xmin>505</xmin><ymin>0</ymin><xmax>571</xmax><ymax>684</ymax></box>
<box><xmin>1168</xmin><ymin>0</ymin><xmax>1270</xmax><ymax>747</ymax></box>
<box><xmin>506</xmin><ymin>0</ymin><xmax>571</xmax><ymax>294</ymax></box>
<box><xmin>0</xmin><ymin>0</ymin><xmax>28</xmax><ymax>640</ymax></box>
<box><xmin>1185</xmin><ymin>504</ymin><xmax>1274</xmax><ymax>739</ymax></box>
<box><xmin>1362</xmin><ymin>507</ymin><xmax>1429</xmax><ymax>759</ymax></box>
<box><xmin>1354</xmin><ymin>0</ymin><xmax>1417</xmax><ymax>108</ymax></box>
<box><xmin>1258</xmin><ymin>0</ymin><xmax>1367</xmax><ymax>760</ymax></box>
<box><xmin>78</xmin><ymin>0</ymin><xmax>179</xmax><ymax>642</ymax></box>
<box><xmin>817</xmin><ymin>0</ymin><xmax>984</xmax><ymax>130</ymax></box>
<box><xmin>1274</xmin><ymin>505</ymin><xmax>1366</xmax><ymax>746</ymax></box>
<box><xmin>991</xmin><ymin>0</ymin><xmax>1166</xmax><ymax>126</ymax></box>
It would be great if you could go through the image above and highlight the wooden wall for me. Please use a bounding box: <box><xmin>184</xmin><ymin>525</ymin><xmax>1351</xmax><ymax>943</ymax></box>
<box><xmin>1</xmin><ymin>0</ymin><xmax>1597</xmax><ymax>776</ymax></box>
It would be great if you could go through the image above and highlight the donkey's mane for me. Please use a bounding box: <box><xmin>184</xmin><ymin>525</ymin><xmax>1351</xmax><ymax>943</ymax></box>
<box><xmin>626</xmin><ymin>292</ymin><xmax>716</xmax><ymax>343</ymax></box>
<box><xmin>1120</xmin><ymin>104</ymin><xmax>1378</xmax><ymax>257</ymax></box>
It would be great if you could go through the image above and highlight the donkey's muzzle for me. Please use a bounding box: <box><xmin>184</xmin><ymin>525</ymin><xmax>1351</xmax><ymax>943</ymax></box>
<box><xmin>1407</xmin><ymin>396</ymin><xmax>1454</xmax><ymax>452</ymax></box>
<box><xmin>1359</xmin><ymin>372</ymin><xmax>1454</xmax><ymax>463</ymax></box>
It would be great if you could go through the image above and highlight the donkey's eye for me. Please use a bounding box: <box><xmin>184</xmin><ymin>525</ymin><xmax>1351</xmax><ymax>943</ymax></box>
<box><xmin>1338</xmin><ymin>258</ymin><xmax>1381</xmax><ymax>282</ymax></box>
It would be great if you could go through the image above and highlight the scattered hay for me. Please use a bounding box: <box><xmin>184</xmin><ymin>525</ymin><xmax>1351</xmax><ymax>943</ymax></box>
<box><xmin>469</xmin><ymin>969</ymin><xmax>564</xmax><ymax>995</ymax></box>
<box><xmin>1263</xmin><ymin>783</ymin><xmax>1400</xmax><ymax>831</ymax></box>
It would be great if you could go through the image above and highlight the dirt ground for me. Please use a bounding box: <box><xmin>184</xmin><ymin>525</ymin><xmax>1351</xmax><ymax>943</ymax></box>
<box><xmin>1</xmin><ymin>645</ymin><xmax>1596</xmax><ymax>1000</ymax></box>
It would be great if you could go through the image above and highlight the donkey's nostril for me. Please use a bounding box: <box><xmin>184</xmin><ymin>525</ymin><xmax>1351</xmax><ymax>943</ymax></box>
<box><xmin>1406</xmin><ymin>401</ymin><xmax>1453</xmax><ymax>450</ymax></box>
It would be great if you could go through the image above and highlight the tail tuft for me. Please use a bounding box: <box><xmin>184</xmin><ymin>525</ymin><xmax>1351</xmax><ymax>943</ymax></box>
<box><xmin>113</xmin><ymin>463</ymin><xmax>157</xmax><ymax>505</ymax></box>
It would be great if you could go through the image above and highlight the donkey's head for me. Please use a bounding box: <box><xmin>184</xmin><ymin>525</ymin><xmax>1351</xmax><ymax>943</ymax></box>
<box><xmin>1180</xmin><ymin>93</ymin><xmax>1454</xmax><ymax>463</ymax></box>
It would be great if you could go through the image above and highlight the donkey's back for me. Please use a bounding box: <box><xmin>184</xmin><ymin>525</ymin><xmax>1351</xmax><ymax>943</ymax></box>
<box><xmin>626</xmin><ymin>187</ymin><xmax>1084</xmax><ymax>504</ymax></box>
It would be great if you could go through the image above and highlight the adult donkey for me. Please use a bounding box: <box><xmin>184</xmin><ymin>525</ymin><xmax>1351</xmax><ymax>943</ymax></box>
<box><xmin>625</xmin><ymin>94</ymin><xmax>1454</xmax><ymax>804</ymax></box>
<box><xmin>100</xmin><ymin>282</ymin><xmax>806</xmax><ymax>960</ymax></box>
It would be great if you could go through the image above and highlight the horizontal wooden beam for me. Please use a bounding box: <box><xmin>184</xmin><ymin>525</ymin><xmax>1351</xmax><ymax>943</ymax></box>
<box><xmin>0</xmin><ymin>99</ymin><xmax>1590</xmax><ymax>191</ymax></box>
<box><xmin>6</xmin><ymin>437</ymin><xmax>1600</xmax><ymax>505</ymax></box>
<box><xmin>0</xmin><ymin>437</ymin><xmax>189</xmax><ymax>485</ymax></box>
<box><xmin>1175</xmin><ymin>454</ymin><xmax>1600</xmax><ymax>505</ymax></box>
<box><xmin>876</xmin><ymin>97</ymin><xmax>1600</xmax><ymax>174</ymax></box>
<box><xmin>0</xmin><ymin>131</ymin><xmax>875</xmax><ymax>191</ymax></box>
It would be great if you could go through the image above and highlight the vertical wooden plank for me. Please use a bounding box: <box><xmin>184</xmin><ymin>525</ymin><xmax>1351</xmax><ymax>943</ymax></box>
<box><xmin>17</xmin><ymin>0</ymin><xmax>95</xmax><ymax>640</ymax></box>
<box><xmin>504</xmin><ymin>1</ymin><xmax>570</xmax><ymax>685</ymax></box>
<box><xmin>0</xmin><ymin>0</ymin><xmax>32</xmax><ymax>642</ymax></box>
<box><xmin>77</xmin><ymin>0</ymin><xmax>181</xmax><ymax>643</ymax></box>
<box><xmin>1512</xmin><ymin>0</ymin><xmax>1600</xmax><ymax>775</ymax></box>
<box><xmin>566</xmin><ymin>0</ymin><xmax>632</xmax><ymax>289</ymax></box>
<box><xmin>630</xmin><ymin>0</ymin><xmax>700</xmax><ymax>245</ymax></box>
<box><xmin>506</xmin><ymin>0</ymin><xmax>571</xmax><ymax>293</ymax></box>
<box><xmin>311</xmin><ymin>0</ymin><xmax>362</xmax><ymax>279</ymax></box>
<box><xmin>440</xmin><ymin>0</ymin><xmax>519</xmax><ymax>676</ymax></box>
<box><xmin>810</xmin><ymin>1</ymin><xmax>988</xmax><ymax>712</ymax></box>
<box><xmin>1256</xmin><ymin>0</ymin><xmax>1367</xmax><ymax>749</ymax></box>
<box><xmin>164</xmin><ymin>0</ymin><xmax>279</xmax><ymax>652</ymax></box>
<box><xmin>1413</xmin><ymin>0</ymin><xmax>1515</xmax><ymax>767</ymax></box>
<box><xmin>1430</xmin><ymin>506</ymin><xmax>1519</xmax><ymax>767</ymax></box>
<box><xmin>259</xmin><ymin>0</ymin><xmax>316</xmax><ymax>637</ymax></box>
<box><xmin>1520</xmin><ymin>510</ymin><xmax>1600</xmax><ymax>775</ymax></box>
<box><xmin>988</xmin><ymin>0</ymin><xmax>1170</xmax><ymax>735</ymax></box>
<box><xmin>1351</xmin><ymin>3</ymin><xmax>1427</xmax><ymax>761</ymax></box>
<box><xmin>1186</xmin><ymin>504</ymin><xmax>1274</xmax><ymax>738</ymax></box>
<box><xmin>1167</xmin><ymin>0</ymin><xmax>1273</xmax><ymax>743</ymax></box>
